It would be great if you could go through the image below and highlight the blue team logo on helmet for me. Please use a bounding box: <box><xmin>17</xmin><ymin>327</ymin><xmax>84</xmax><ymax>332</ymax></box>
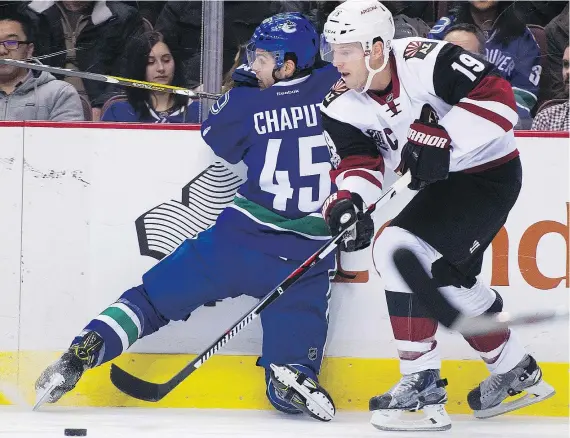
<box><xmin>280</xmin><ymin>20</ymin><xmax>297</xmax><ymax>33</ymax></box>
<box><xmin>247</xmin><ymin>13</ymin><xmax>318</xmax><ymax>71</ymax></box>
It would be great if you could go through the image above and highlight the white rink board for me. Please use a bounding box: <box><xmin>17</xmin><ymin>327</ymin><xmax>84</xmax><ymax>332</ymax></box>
<box><xmin>0</xmin><ymin>124</ymin><xmax>568</xmax><ymax>362</ymax></box>
<box><xmin>0</xmin><ymin>127</ymin><xmax>23</xmax><ymax>352</ymax></box>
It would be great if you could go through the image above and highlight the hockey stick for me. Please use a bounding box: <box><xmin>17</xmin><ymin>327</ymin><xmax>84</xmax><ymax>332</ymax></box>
<box><xmin>109</xmin><ymin>172</ymin><xmax>412</xmax><ymax>402</ymax></box>
<box><xmin>26</xmin><ymin>48</ymin><xmax>83</xmax><ymax>62</ymax></box>
<box><xmin>393</xmin><ymin>248</ymin><xmax>569</xmax><ymax>336</ymax></box>
<box><xmin>0</xmin><ymin>58</ymin><xmax>221</xmax><ymax>100</ymax></box>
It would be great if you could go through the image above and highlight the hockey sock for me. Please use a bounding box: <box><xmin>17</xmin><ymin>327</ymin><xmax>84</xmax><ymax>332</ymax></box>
<box><xmin>71</xmin><ymin>286</ymin><xmax>169</xmax><ymax>366</ymax></box>
<box><xmin>385</xmin><ymin>289</ymin><xmax>440</xmax><ymax>373</ymax></box>
<box><xmin>459</xmin><ymin>287</ymin><xmax>526</xmax><ymax>374</ymax></box>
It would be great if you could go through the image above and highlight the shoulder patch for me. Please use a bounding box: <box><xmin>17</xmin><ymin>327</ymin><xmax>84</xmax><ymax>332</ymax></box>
<box><xmin>323</xmin><ymin>79</ymin><xmax>349</xmax><ymax>108</ymax></box>
<box><xmin>210</xmin><ymin>92</ymin><xmax>230</xmax><ymax>115</ymax></box>
<box><xmin>403</xmin><ymin>41</ymin><xmax>437</xmax><ymax>60</ymax></box>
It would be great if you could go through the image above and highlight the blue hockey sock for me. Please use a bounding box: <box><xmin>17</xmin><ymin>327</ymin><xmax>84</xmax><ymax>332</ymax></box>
<box><xmin>71</xmin><ymin>285</ymin><xmax>169</xmax><ymax>366</ymax></box>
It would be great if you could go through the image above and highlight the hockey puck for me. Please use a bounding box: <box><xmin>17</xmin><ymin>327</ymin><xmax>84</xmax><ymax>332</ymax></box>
<box><xmin>64</xmin><ymin>429</ymin><xmax>87</xmax><ymax>436</ymax></box>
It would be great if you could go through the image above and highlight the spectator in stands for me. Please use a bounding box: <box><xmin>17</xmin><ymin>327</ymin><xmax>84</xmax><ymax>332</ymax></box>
<box><xmin>385</xmin><ymin>1</ymin><xmax>437</xmax><ymax>25</ymax></box>
<box><xmin>513</xmin><ymin>1</ymin><xmax>568</xmax><ymax>28</ymax></box>
<box><xmin>101</xmin><ymin>31</ymin><xmax>198</xmax><ymax>124</ymax></box>
<box><xmin>120</xmin><ymin>1</ymin><xmax>165</xmax><ymax>27</ymax></box>
<box><xmin>532</xmin><ymin>45</ymin><xmax>569</xmax><ymax>132</ymax></box>
<box><xmin>0</xmin><ymin>8</ymin><xmax>83</xmax><ymax>121</ymax></box>
<box><xmin>540</xmin><ymin>3</ymin><xmax>569</xmax><ymax>102</ymax></box>
<box><xmin>385</xmin><ymin>2</ymin><xmax>431</xmax><ymax>39</ymax></box>
<box><xmin>428</xmin><ymin>1</ymin><xmax>542</xmax><ymax>123</ymax></box>
<box><xmin>393</xmin><ymin>13</ymin><xmax>431</xmax><ymax>39</ymax></box>
<box><xmin>25</xmin><ymin>1</ymin><xmax>144</xmax><ymax>120</ymax></box>
<box><xmin>443</xmin><ymin>23</ymin><xmax>486</xmax><ymax>55</ymax></box>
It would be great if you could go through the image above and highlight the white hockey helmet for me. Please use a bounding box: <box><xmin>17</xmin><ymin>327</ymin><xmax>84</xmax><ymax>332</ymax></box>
<box><xmin>322</xmin><ymin>0</ymin><xmax>395</xmax><ymax>92</ymax></box>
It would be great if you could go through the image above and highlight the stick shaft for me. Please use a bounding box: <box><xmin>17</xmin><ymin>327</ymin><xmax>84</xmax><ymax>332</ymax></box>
<box><xmin>110</xmin><ymin>174</ymin><xmax>411</xmax><ymax>401</ymax></box>
<box><xmin>0</xmin><ymin>58</ymin><xmax>221</xmax><ymax>100</ymax></box>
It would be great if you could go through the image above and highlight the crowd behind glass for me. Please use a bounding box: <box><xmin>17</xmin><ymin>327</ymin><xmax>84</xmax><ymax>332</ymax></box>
<box><xmin>0</xmin><ymin>1</ymin><xmax>568</xmax><ymax>131</ymax></box>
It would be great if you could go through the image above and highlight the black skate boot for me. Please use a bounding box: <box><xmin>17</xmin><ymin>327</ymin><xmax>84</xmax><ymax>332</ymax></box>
<box><xmin>369</xmin><ymin>369</ymin><xmax>451</xmax><ymax>431</ymax></box>
<box><xmin>269</xmin><ymin>364</ymin><xmax>335</xmax><ymax>421</ymax></box>
<box><xmin>468</xmin><ymin>354</ymin><xmax>555</xmax><ymax>419</ymax></box>
<box><xmin>34</xmin><ymin>331</ymin><xmax>103</xmax><ymax>409</ymax></box>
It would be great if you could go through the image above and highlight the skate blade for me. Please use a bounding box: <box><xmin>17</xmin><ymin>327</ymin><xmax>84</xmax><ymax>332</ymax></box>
<box><xmin>371</xmin><ymin>404</ymin><xmax>452</xmax><ymax>432</ymax></box>
<box><xmin>474</xmin><ymin>380</ymin><xmax>556</xmax><ymax>419</ymax></box>
<box><xmin>270</xmin><ymin>364</ymin><xmax>335</xmax><ymax>422</ymax></box>
<box><xmin>33</xmin><ymin>373</ymin><xmax>65</xmax><ymax>411</ymax></box>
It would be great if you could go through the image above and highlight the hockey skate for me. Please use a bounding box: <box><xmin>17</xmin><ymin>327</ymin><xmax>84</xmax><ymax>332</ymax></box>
<box><xmin>468</xmin><ymin>355</ymin><xmax>555</xmax><ymax>419</ymax></box>
<box><xmin>269</xmin><ymin>364</ymin><xmax>335</xmax><ymax>421</ymax></box>
<box><xmin>369</xmin><ymin>369</ymin><xmax>451</xmax><ymax>431</ymax></box>
<box><xmin>34</xmin><ymin>331</ymin><xmax>103</xmax><ymax>409</ymax></box>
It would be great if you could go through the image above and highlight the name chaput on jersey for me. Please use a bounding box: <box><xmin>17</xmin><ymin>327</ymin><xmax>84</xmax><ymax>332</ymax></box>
<box><xmin>253</xmin><ymin>103</ymin><xmax>323</xmax><ymax>134</ymax></box>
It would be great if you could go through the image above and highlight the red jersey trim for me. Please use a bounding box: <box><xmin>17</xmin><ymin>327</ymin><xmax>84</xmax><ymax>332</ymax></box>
<box><xmin>462</xmin><ymin>149</ymin><xmax>520</xmax><ymax>174</ymax></box>
<box><xmin>456</xmin><ymin>101</ymin><xmax>513</xmax><ymax>132</ymax></box>
<box><xmin>467</xmin><ymin>75</ymin><xmax>517</xmax><ymax>112</ymax></box>
<box><xmin>342</xmin><ymin>169</ymin><xmax>383</xmax><ymax>189</ymax></box>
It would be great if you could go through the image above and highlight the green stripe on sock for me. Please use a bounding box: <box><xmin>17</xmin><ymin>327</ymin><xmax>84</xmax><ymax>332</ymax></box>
<box><xmin>101</xmin><ymin>306</ymin><xmax>139</xmax><ymax>346</ymax></box>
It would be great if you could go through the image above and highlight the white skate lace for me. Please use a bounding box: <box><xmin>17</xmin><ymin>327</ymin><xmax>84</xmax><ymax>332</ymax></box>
<box><xmin>481</xmin><ymin>374</ymin><xmax>506</xmax><ymax>400</ymax></box>
<box><xmin>391</xmin><ymin>374</ymin><xmax>421</xmax><ymax>396</ymax></box>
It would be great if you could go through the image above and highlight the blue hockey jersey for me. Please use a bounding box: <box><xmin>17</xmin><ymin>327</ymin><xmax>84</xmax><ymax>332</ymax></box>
<box><xmin>201</xmin><ymin>64</ymin><xmax>340</xmax><ymax>261</ymax></box>
<box><xmin>429</xmin><ymin>16</ymin><xmax>541</xmax><ymax>119</ymax></box>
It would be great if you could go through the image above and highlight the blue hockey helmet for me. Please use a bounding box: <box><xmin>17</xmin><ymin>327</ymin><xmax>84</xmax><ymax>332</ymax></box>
<box><xmin>247</xmin><ymin>13</ymin><xmax>319</xmax><ymax>71</ymax></box>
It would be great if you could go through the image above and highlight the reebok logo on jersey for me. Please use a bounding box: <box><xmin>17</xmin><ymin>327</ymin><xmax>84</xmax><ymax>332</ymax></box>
<box><xmin>403</xmin><ymin>41</ymin><xmax>436</xmax><ymax>60</ymax></box>
<box><xmin>276</xmin><ymin>89</ymin><xmax>299</xmax><ymax>96</ymax></box>
<box><xmin>407</xmin><ymin>127</ymin><xmax>450</xmax><ymax>148</ymax></box>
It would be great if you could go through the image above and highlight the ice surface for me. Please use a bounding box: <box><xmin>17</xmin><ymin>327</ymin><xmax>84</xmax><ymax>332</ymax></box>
<box><xmin>0</xmin><ymin>406</ymin><xmax>567</xmax><ymax>438</ymax></box>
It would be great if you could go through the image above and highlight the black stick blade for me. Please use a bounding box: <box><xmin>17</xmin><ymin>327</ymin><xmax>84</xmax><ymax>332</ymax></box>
<box><xmin>392</xmin><ymin>248</ymin><xmax>460</xmax><ymax>329</ymax></box>
<box><xmin>110</xmin><ymin>364</ymin><xmax>169</xmax><ymax>402</ymax></box>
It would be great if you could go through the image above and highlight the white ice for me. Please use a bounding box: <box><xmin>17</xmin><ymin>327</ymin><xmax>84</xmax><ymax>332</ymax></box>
<box><xmin>0</xmin><ymin>406</ymin><xmax>568</xmax><ymax>438</ymax></box>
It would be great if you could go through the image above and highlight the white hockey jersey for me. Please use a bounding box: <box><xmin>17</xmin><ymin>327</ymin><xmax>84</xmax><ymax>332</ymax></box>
<box><xmin>320</xmin><ymin>37</ymin><xmax>520</xmax><ymax>207</ymax></box>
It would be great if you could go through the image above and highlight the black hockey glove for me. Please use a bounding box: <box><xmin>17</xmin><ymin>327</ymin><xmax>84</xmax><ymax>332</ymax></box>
<box><xmin>322</xmin><ymin>190</ymin><xmax>374</xmax><ymax>252</ymax></box>
<box><xmin>398</xmin><ymin>120</ymin><xmax>451</xmax><ymax>191</ymax></box>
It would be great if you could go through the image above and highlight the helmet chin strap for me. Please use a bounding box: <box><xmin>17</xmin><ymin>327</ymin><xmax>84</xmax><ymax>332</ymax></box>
<box><xmin>359</xmin><ymin>42</ymin><xmax>391</xmax><ymax>94</ymax></box>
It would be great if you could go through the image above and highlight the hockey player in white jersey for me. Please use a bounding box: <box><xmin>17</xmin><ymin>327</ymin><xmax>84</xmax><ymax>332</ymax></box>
<box><xmin>319</xmin><ymin>0</ymin><xmax>555</xmax><ymax>432</ymax></box>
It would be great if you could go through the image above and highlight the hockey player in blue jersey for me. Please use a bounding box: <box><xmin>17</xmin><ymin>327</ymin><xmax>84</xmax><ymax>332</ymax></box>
<box><xmin>35</xmin><ymin>13</ymin><xmax>341</xmax><ymax>422</ymax></box>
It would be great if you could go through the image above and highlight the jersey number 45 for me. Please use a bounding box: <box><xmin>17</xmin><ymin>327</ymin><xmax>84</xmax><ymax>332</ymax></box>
<box><xmin>260</xmin><ymin>135</ymin><xmax>332</xmax><ymax>213</ymax></box>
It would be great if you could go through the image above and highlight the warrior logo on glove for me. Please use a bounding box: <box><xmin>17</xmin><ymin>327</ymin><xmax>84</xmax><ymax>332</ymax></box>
<box><xmin>397</xmin><ymin>105</ymin><xmax>451</xmax><ymax>190</ymax></box>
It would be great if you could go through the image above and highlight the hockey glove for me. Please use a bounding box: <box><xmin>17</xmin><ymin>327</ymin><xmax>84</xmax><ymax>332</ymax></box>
<box><xmin>322</xmin><ymin>190</ymin><xmax>374</xmax><ymax>252</ymax></box>
<box><xmin>398</xmin><ymin>120</ymin><xmax>451</xmax><ymax>191</ymax></box>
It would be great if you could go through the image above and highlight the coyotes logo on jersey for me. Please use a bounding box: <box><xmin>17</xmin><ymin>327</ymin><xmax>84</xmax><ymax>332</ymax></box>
<box><xmin>403</xmin><ymin>41</ymin><xmax>436</xmax><ymax>60</ymax></box>
<box><xmin>323</xmin><ymin>79</ymin><xmax>349</xmax><ymax>107</ymax></box>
